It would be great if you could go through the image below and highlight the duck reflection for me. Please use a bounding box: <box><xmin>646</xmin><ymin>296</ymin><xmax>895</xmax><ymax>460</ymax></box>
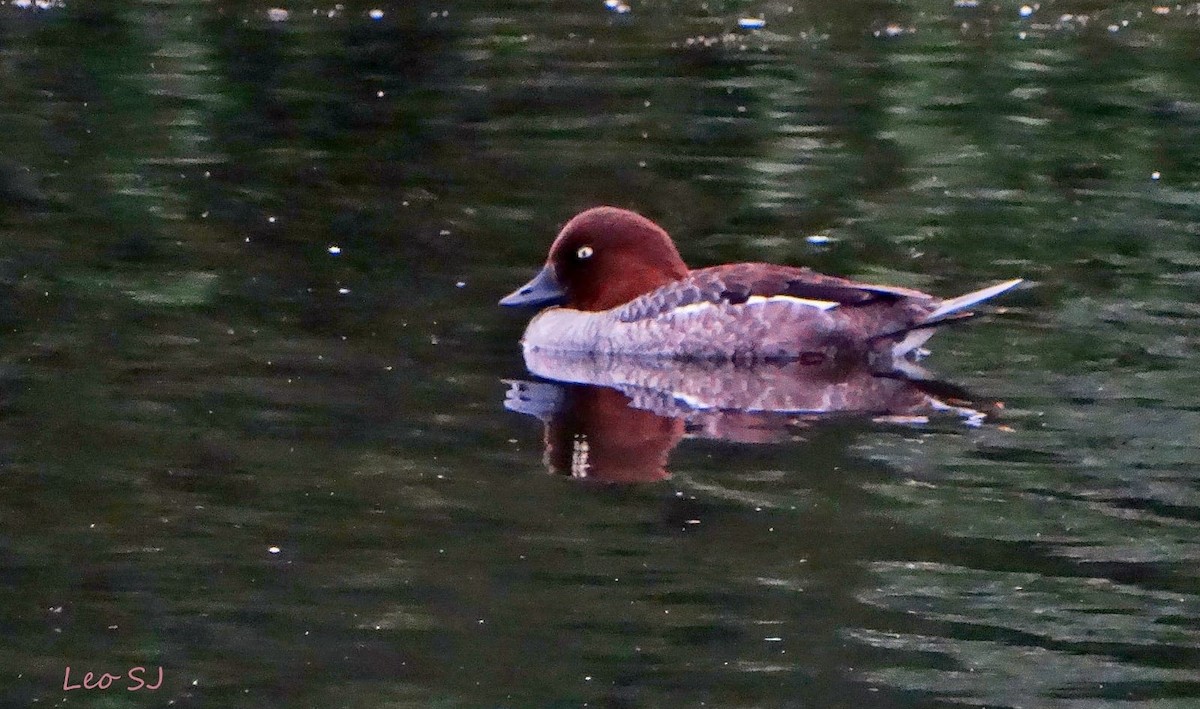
<box><xmin>505</xmin><ymin>351</ymin><xmax>996</xmax><ymax>483</ymax></box>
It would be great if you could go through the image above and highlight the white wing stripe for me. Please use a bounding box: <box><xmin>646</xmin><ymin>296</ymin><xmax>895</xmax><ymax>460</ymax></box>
<box><xmin>670</xmin><ymin>295</ymin><xmax>839</xmax><ymax>316</ymax></box>
<box><xmin>746</xmin><ymin>295</ymin><xmax>839</xmax><ymax>310</ymax></box>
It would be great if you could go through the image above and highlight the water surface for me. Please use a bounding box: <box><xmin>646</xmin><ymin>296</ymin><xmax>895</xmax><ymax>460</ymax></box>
<box><xmin>1</xmin><ymin>1</ymin><xmax>1199</xmax><ymax>706</ymax></box>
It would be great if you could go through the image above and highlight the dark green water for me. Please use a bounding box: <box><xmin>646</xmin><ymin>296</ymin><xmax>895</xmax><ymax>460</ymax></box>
<box><xmin>2</xmin><ymin>1</ymin><xmax>1199</xmax><ymax>706</ymax></box>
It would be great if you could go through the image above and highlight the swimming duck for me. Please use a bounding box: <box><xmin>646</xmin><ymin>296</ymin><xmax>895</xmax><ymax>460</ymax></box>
<box><xmin>500</xmin><ymin>207</ymin><xmax>1022</xmax><ymax>364</ymax></box>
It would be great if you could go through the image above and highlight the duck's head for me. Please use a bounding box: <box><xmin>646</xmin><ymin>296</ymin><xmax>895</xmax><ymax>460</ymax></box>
<box><xmin>499</xmin><ymin>207</ymin><xmax>689</xmax><ymax>311</ymax></box>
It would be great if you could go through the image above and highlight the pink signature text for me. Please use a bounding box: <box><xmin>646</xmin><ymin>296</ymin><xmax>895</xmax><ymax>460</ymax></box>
<box><xmin>63</xmin><ymin>666</ymin><xmax>163</xmax><ymax>691</ymax></box>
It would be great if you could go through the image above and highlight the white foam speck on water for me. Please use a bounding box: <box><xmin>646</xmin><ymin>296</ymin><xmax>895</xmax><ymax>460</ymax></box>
<box><xmin>13</xmin><ymin>0</ymin><xmax>66</xmax><ymax>8</ymax></box>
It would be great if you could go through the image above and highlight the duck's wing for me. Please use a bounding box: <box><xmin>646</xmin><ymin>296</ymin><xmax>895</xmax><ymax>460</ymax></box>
<box><xmin>692</xmin><ymin>264</ymin><xmax>930</xmax><ymax>305</ymax></box>
<box><xmin>617</xmin><ymin>263</ymin><xmax>930</xmax><ymax>322</ymax></box>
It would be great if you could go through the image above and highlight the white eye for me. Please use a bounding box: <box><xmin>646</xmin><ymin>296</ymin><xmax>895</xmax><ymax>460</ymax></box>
<box><xmin>576</xmin><ymin>245</ymin><xmax>594</xmax><ymax>260</ymax></box>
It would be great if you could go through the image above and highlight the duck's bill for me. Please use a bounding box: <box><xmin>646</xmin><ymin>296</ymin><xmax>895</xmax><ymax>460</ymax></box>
<box><xmin>499</xmin><ymin>265</ymin><xmax>565</xmax><ymax>307</ymax></box>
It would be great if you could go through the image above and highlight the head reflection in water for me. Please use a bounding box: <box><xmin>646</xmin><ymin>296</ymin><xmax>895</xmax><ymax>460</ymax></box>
<box><xmin>545</xmin><ymin>384</ymin><xmax>682</xmax><ymax>483</ymax></box>
<box><xmin>504</xmin><ymin>354</ymin><xmax>996</xmax><ymax>484</ymax></box>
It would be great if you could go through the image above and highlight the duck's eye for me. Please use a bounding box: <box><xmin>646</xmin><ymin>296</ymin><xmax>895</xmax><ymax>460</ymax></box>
<box><xmin>576</xmin><ymin>245</ymin><xmax>594</xmax><ymax>260</ymax></box>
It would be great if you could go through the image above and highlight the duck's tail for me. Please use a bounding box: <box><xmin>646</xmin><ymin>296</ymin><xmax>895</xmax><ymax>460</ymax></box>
<box><xmin>880</xmin><ymin>279</ymin><xmax>1024</xmax><ymax>359</ymax></box>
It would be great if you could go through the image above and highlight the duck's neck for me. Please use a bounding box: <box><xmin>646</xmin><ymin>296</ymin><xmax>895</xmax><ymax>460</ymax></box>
<box><xmin>574</xmin><ymin>262</ymin><xmax>685</xmax><ymax>311</ymax></box>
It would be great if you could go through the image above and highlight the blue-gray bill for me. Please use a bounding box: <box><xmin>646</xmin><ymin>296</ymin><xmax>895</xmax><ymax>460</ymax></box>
<box><xmin>499</xmin><ymin>265</ymin><xmax>565</xmax><ymax>307</ymax></box>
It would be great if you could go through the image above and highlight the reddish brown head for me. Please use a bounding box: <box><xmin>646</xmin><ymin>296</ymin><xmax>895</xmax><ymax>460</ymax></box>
<box><xmin>500</xmin><ymin>207</ymin><xmax>690</xmax><ymax>311</ymax></box>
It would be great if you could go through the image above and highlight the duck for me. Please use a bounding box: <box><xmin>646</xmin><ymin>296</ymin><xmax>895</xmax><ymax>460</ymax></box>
<box><xmin>499</xmin><ymin>207</ymin><xmax>1022</xmax><ymax>365</ymax></box>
